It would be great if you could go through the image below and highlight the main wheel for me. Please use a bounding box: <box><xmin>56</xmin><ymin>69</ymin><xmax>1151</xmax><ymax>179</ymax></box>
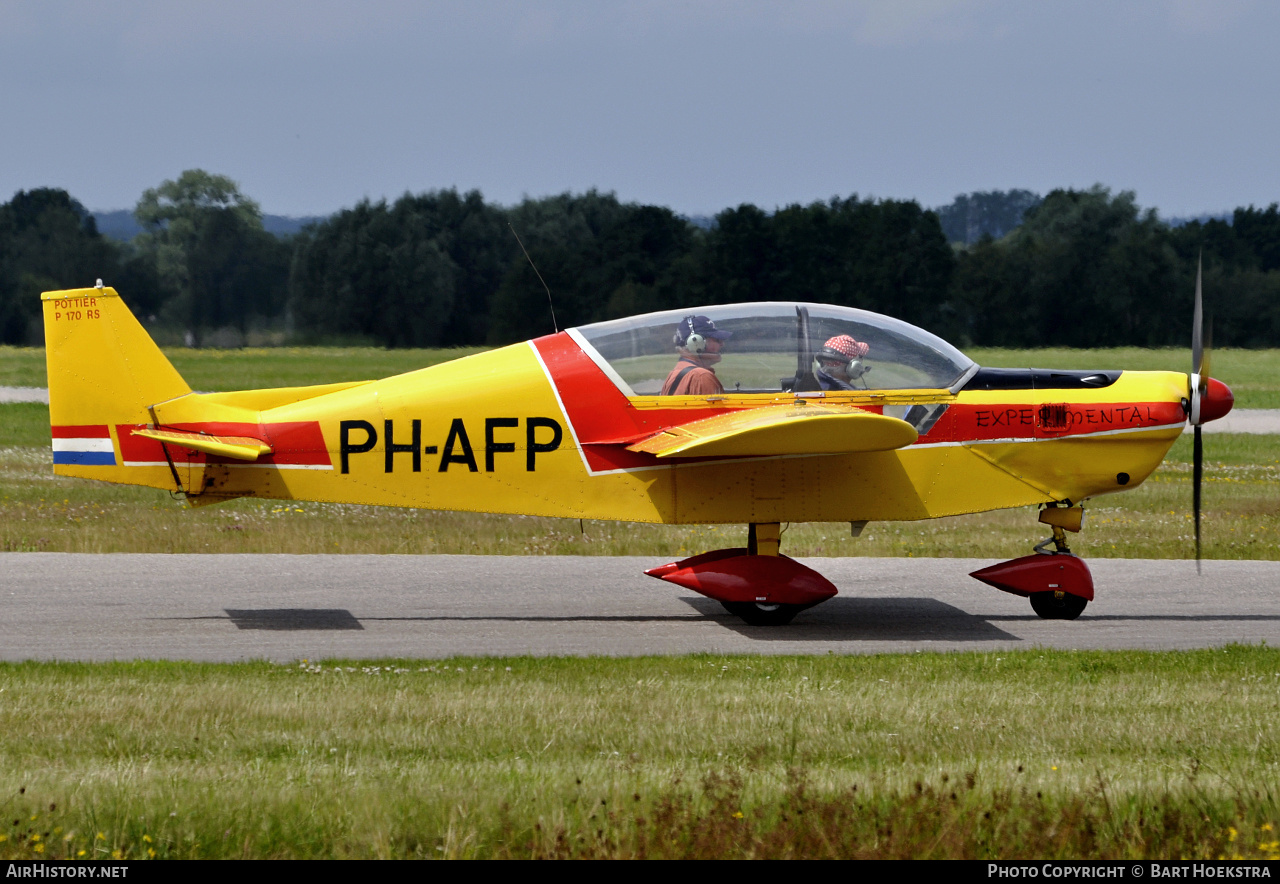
<box><xmin>722</xmin><ymin>601</ymin><xmax>805</xmax><ymax>626</ymax></box>
<box><xmin>1029</xmin><ymin>591</ymin><xmax>1088</xmax><ymax>620</ymax></box>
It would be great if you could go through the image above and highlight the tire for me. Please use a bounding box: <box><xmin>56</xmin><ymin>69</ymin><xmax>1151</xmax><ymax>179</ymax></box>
<box><xmin>722</xmin><ymin>601</ymin><xmax>804</xmax><ymax>626</ymax></box>
<box><xmin>1029</xmin><ymin>591</ymin><xmax>1088</xmax><ymax>620</ymax></box>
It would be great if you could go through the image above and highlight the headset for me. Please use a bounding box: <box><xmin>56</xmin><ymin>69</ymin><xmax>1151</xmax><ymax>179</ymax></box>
<box><xmin>817</xmin><ymin>343</ymin><xmax>869</xmax><ymax>380</ymax></box>
<box><xmin>675</xmin><ymin>317</ymin><xmax>708</xmax><ymax>353</ymax></box>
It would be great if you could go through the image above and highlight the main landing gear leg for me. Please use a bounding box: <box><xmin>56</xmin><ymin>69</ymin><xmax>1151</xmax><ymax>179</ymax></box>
<box><xmin>969</xmin><ymin>504</ymin><xmax>1094</xmax><ymax>620</ymax></box>
<box><xmin>725</xmin><ymin>523</ymin><xmax>801</xmax><ymax>625</ymax></box>
<box><xmin>643</xmin><ymin>522</ymin><xmax>838</xmax><ymax>626</ymax></box>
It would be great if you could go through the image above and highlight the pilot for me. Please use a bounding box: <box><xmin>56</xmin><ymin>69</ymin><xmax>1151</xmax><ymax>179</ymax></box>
<box><xmin>662</xmin><ymin>315</ymin><xmax>732</xmax><ymax>395</ymax></box>
<box><xmin>815</xmin><ymin>334</ymin><xmax>870</xmax><ymax>390</ymax></box>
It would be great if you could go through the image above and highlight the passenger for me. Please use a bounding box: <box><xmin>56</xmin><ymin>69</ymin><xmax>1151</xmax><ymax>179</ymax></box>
<box><xmin>662</xmin><ymin>315</ymin><xmax>732</xmax><ymax>395</ymax></box>
<box><xmin>815</xmin><ymin>334</ymin><xmax>870</xmax><ymax>390</ymax></box>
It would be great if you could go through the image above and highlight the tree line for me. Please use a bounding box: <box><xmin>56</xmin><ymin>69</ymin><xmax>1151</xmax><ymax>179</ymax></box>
<box><xmin>2</xmin><ymin>171</ymin><xmax>1278</xmax><ymax>350</ymax></box>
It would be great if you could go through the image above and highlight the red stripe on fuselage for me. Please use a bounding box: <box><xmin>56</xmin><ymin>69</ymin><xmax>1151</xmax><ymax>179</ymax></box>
<box><xmin>51</xmin><ymin>425</ymin><xmax>109</xmax><ymax>439</ymax></box>
<box><xmin>945</xmin><ymin>401</ymin><xmax>1184</xmax><ymax>442</ymax></box>
<box><xmin>116</xmin><ymin>421</ymin><xmax>331</xmax><ymax>466</ymax></box>
<box><xmin>532</xmin><ymin>333</ymin><xmax>751</xmax><ymax>472</ymax></box>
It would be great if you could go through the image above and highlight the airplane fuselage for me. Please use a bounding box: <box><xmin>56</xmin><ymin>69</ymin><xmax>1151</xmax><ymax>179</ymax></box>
<box><xmin>53</xmin><ymin>329</ymin><xmax>1188</xmax><ymax>524</ymax></box>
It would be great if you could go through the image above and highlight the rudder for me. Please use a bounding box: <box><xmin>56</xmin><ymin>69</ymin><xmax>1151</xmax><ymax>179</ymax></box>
<box><xmin>42</xmin><ymin>285</ymin><xmax>191</xmax><ymax>484</ymax></box>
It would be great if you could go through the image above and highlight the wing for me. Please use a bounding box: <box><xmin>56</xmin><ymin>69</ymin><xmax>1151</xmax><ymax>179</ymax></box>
<box><xmin>625</xmin><ymin>403</ymin><xmax>917</xmax><ymax>458</ymax></box>
<box><xmin>131</xmin><ymin>428</ymin><xmax>274</xmax><ymax>462</ymax></box>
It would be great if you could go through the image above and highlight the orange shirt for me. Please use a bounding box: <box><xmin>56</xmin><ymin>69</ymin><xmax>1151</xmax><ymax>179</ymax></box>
<box><xmin>662</xmin><ymin>358</ymin><xmax>724</xmax><ymax>395</ymax></box>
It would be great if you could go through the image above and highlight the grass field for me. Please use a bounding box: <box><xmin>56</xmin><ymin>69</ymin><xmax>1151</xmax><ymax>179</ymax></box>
<box><xmin>0</xmin><ymin>344</ymin><xmax>488</xmax><ymax>391</ymax></box>
<box><xmin>0</xmin><ymin>649</ymin><xmax>1277</xmax><ymax>859</ymax></box>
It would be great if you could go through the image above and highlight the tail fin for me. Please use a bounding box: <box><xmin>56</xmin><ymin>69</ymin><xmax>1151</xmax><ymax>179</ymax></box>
<box><xmin>42</xmin><ymin>285</ymin><xmax>191</xmax><ymax>487</ymax></box>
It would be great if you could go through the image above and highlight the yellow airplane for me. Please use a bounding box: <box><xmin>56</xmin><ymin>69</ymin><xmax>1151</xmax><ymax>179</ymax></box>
<box><xmin>41</xmin><ymin>281</ymin><xmax>1233</xmax><ymax>625</ymax></box>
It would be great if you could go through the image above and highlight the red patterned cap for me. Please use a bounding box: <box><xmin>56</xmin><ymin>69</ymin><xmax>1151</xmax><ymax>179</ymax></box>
<box><xmin>819</xmin><ymin>334</ymin><xmax>869</xmax><ymax>362</ymax></box>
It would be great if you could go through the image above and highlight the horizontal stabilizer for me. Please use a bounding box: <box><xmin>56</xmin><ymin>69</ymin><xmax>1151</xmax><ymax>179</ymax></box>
<box><xmin>626</xmin><ymin>403</ymin><xmax>917</xmax><ymax>458</ymax></box>
<box><xmin>132</xmin><ymin>428</ymin><xmax>273</xmax><ymax>462</ymax></box>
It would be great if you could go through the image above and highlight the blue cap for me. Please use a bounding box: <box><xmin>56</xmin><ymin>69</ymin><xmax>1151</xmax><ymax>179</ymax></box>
<box><xmin>675</xmin><ymin>315</ymin><xmax>731</xmax><ymax>346</ymax></box>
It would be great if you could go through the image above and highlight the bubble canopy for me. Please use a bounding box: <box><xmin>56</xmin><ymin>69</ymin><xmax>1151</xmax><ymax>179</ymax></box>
<box><xmin>568</xmin><ymin>302</ymin><xmax>976</xmax><ymax>396</ymax></box>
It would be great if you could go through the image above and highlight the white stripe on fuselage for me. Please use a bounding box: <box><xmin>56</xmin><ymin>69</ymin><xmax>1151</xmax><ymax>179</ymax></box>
<box><xmin>52</xmin><ymin>438</ymin><xmax>113</xmax><ymax>453</ymax></box>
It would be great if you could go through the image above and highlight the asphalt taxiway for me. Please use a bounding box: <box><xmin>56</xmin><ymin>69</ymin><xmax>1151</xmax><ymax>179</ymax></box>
<box><xmin>2</xmin><ymin>554</ymin><xmax>1277</xmax><ymax>661</ymax></box>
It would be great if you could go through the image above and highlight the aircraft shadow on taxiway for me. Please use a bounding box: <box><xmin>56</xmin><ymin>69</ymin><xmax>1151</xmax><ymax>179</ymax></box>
<box><xmin>166</xmin><ymin>598</ymin><xmax>1019</xmax><ymax>642</ymax></box>
<box><xmin>179</xmin><ymin>609</ymin><xmax>726</xmax><ymax>629</ymax></box>
<box><xmin>175</xmin><ymin>601</ymin><xmax>1280</xmax><ymax>642</ymax></box>
<box><xmin>679</xmin><ymin>596</ymin><xmax>1020</xmax><ymax>641</ymax></box>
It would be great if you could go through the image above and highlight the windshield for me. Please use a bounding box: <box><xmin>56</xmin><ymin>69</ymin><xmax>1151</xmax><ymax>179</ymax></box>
<box><xmin>571</xmin><ymin>302</ymin><xmax>974</xmax><ymax>396</ymax></box>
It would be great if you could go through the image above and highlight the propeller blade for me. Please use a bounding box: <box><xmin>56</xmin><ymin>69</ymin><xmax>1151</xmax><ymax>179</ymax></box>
<box><xmin>1192</xmin><ymin>254</ymin><xmax>1204</xmax><ymax>378</ymax></box>
<box><xmin>1193</xmin><ymin>424</ymin><xmax>1203</xmax><ymax>574</ymax></box>
<box><xmin>1190</xmin><ymin>255</ymin><xmax>1206</xmax><ymax>573</ymax></box>
<box><xmin>1201</xmin><ymin>315</ymin><xmax>1212</xmax><ymax>398</ymax></box>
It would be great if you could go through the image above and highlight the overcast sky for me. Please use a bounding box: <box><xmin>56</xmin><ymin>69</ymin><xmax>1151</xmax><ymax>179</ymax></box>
<box><xmin>2</xmin><ymin>0</ymin><xmax>1277</xmax><ymax>219</ymax></box>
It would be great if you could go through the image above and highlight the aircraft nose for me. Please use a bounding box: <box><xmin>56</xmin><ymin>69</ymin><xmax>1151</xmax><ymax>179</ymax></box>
<box><xmin>1199</xmin><ymin>377</ymin><xmax>1234</xmax><ymax>424</ymax></box>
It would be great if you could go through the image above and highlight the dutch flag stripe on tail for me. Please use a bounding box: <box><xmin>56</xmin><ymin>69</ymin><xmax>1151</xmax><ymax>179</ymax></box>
<box><xmin>51</xmin><ymin>425</ymin><xmax>116</xmax><ymax>466</ymax></box>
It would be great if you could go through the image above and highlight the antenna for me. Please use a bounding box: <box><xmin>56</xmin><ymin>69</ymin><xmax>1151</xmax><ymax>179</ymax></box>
<box><xmin>508</xmin><ymin>223</ymin><xmax>558</xmax><ymax>334</ymax></box>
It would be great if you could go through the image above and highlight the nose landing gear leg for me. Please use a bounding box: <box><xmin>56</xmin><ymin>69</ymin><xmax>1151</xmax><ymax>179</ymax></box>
<box><xmin>970</xmin><ymin>505</ymin><xmax>1094</xmax><ymax>620</ymax></box>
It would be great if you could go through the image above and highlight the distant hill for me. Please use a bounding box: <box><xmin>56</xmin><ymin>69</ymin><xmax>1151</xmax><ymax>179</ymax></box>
<box><xmin>91</xmin><ymin>209</ymin><xmax>328</xmax><ymax>241</ymax></box>
<box><xmin>933</xmin><ymin>192</ymin><xmax>1233</xmax><ymax>241</ymax></box>
<box><xmin>934</xmin><ymin>190</ymin><xmax>1043</xmax><ymax>244</ymax></box>
<box><xmin>682</xmin><ymin>214</ymin><xmax>717</xmax><ymax>231</ymax></box>
<box><xmin>1164</xmin><ymin>212</ymin><xmax>1231</xmax><ymax>227</ymax></box>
